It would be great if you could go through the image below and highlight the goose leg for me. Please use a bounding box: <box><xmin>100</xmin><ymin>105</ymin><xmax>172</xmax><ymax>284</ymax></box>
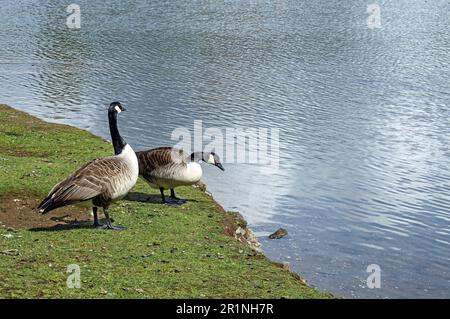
<box><xmin>160</xmin><ymin>187</ymin><xmax>166</xmax><ymax>203</ymax></box>
<box><xmin>103</xmin><ymin>207</ymin><xmax>126</xmax><ymax>231</ymax></box>
<box><xmin>93</xmin><ymin>207</ymin><xmax>103</xmax><ymax>228</ymax></box>
<box><xmin>169</xmin><ymin>189</ymin><xmax>187</xmax><ymax>204</ymax></box>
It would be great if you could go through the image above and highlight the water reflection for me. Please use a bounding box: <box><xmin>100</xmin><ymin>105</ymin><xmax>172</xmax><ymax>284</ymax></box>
<box><xmin>33</xmin><ymin>2</ymin><xmax>88</xmax><ymax>113</ymax></box>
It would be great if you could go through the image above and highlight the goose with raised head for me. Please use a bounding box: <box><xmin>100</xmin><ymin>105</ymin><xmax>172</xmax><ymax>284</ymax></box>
<box><xmin>37</xmin><ymin>102</ymin><xmax>139</xmax><ymax>230</ymax></box>
<box><xmin>136</xmin><ymin>147</ymin><xmax>224</xmax><ymax>204</ymax></box>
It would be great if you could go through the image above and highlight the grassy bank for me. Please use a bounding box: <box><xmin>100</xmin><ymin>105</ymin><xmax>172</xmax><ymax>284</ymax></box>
<box><xmin>0</xmin><ymin>104</ymin><xmax>333</xmax><ymax>298</ymax></box>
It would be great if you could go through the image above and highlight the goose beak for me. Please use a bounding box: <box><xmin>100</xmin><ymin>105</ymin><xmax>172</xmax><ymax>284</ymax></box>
<box><xmin>216</xmin><ymin>163</ymin><xmax>225</xmax><ymax>171</ymax></box>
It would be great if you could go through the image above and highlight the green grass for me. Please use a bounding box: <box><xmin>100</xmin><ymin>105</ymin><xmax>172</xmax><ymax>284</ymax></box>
<box><xmin>0</xmin><ymin>104</ymin><xmax>333</xmax><ymax>298</ymax></box>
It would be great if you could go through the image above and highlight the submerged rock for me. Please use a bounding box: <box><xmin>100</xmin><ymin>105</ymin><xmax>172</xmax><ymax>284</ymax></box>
<box><xmin>269</xmin><ymin>228</ymin><xmax>288</xmax><ymax>239</ymax></box>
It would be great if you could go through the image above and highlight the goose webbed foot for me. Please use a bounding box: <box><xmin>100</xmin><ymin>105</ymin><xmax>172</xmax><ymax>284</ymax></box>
<box><xmin>94</xmin><ymin>221</ymin><xmax>104</xmax><ymax>228</ymax></box>
<box><xmin>106</xmin><ymin>224</ymin><xmax>126</xmax><ymax>231</ymax></box>
<box><xmin>94</xmin><ymin>223</ymin><xmax>126</xmax><ymax>231</ymax></box>
<box><xmin>167</xmin><ymin>189</ymin><xmax>187</xmax><ymax>204</ymax></box>
<box><xmin>100</xmin><ymin>207</ymin><xmax>126</xmax><ymax>231</ymax></box>
<box><xmin>159</xmin><ymin>188</ymin><xmax>187</xmax><ymax>205</ymax></box>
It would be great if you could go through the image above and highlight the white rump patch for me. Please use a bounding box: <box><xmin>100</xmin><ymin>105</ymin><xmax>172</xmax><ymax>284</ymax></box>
<box><xmin>207</xmin><ymin>154</ymin><xmax>215</xmax><ymax>164</ymax></box>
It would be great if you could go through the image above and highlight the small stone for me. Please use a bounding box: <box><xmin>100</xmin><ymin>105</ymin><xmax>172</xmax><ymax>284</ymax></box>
<box><xmin>269</xmin><ymin>228</ymin><xmax>288</xmax><ymax>239</ymax></box>
<box><xmin>280</xmin><ymin>262</ymin><xmax>290</xmax><ymax>270</ymax></box>
<box><xmin>235</xmin><ymin>226</ymin><xmax>246</xmax><ymax>236</ymax></box>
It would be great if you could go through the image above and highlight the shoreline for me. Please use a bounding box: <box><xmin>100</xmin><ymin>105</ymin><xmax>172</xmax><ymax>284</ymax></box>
<box><xmin>0</xmin><ymin>104</ymin><xmax>334</xmax><ymax>298</ymax></box>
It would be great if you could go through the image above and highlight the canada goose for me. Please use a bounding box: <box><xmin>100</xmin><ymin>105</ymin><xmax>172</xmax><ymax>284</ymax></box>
<box><xmin>37</xmin><ymin>102</ymin><xmax>139</xmax><ymax>230</ymax></box>
<box><xmin>136</xmin><ymin>148</ymin><xmax>224</xmax><ymax>204</ymax></box>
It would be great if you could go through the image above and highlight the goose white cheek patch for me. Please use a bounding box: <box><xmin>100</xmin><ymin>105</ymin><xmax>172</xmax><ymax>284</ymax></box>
<box><xmin>207</xmin><ymin>154</ymin><xmax>215</xmax><ymax>164</ymax></box>
<box><xmin>115</xmin><ymin>106</ymin><xmax>122</xmax><ymax>113</ymax></box>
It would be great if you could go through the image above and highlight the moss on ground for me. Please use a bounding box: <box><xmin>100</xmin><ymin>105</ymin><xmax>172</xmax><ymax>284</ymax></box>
<box><xmin>0</xmin><ymin>104</ymin><xmax>333</xmax><ymax>298</ymax></box>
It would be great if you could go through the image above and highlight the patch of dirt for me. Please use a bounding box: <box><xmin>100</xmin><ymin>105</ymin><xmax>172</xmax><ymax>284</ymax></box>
<box><xmin>0</xmin><ymin>146</ymin><xmax>49</xmax><ymax>158</ymax></box>
<box><xmin>0</xmin><ymin>193</ymin><xmax>91</xmax><ymax>230</ymax></box>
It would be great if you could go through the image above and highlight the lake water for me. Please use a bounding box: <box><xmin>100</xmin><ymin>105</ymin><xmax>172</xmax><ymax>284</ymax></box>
<box><xmin>1</xmin><ymin>0</ymin><xmax>449</xmax><ymax>298</ymax></box>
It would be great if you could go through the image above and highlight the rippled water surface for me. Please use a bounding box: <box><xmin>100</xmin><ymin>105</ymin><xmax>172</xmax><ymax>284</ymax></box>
<box><xmin>1</xmin><ymin>1</ymin><xmax>449</xmax><ymax>298</ymax></box>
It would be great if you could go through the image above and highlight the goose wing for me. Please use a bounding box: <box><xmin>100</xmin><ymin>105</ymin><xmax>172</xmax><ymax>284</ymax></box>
<box><xmin>39</xmin><ymin>157</ymin><xmax>125</xmax><ymax>211</ymax></box>
<box><xmin>136</xmin><ymin>147</ymin><xmax>187</xmax><ymax>179</ymax></box>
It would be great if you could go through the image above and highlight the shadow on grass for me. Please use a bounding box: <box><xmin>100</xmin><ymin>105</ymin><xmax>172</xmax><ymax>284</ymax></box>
<box><xmin>125</xmin><ymin>192</ymin><xmax>162</xmax><ymax>203</ymax></box>
<box><xmin>28</xmin><ymin>220</ymin><xmax>95</xmax><ymax>232</ymax></box>
<box><xmin>125</xmin><ymin>192</ymin><xmax>197</xmax><ymax>205</ymax></box>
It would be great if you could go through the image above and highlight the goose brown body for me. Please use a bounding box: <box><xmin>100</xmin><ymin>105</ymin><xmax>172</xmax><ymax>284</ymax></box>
<box><xmin>136</xmin><ymin>147</ymin><xmax>224</xmax><ymax>204</ymax></box>
<box><xmin>40</xmin><ymin>145</ymin><xmax>138</xmax><ymax>211</ymax></box>
<box><xmin>136</xmin><ymin>147</ymin><xmax>202</xmax><ymax>190</ymax></box>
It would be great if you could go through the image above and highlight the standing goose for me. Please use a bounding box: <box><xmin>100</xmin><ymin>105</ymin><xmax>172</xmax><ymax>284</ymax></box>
<box><xmin>136</xmin><ymin>147</ymin><xmax>224</xmax><ymax>204</ymax></box>
<box><xmin>37</xmin><ymin>102</ymin><xmax>139</xmax><ymax>230</ymax></box>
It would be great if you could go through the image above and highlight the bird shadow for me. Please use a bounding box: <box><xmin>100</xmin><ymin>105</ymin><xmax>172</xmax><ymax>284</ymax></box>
<box><xmin>29</xmin><ymin>220</ymin><xmax>95</xmax><ymax>232</ymax></box>
<box><xmin>124</xmin><ymin>192</ymin><xmax>197</xmax><ymax>204</ymax></box>
<box><xmin>124</xmin><ymin>192</ymin><xmax>163</xmax><ymax>203</ymax></box>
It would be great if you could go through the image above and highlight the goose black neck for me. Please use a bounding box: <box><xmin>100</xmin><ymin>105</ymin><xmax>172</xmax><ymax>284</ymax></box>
<box><xmin>189</xmin><ymin>151</ymin><xmax>205</xmax><ymax>162</ymax></box>
<box><xmin>108</xmin><ymin>110</ymin><xmax>126</xmax><ymax>155</ymax></box>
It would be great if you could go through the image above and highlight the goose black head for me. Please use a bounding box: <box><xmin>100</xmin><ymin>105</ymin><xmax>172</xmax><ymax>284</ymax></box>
<box><xmin>206</xmin><ymin>152</ymin><xmax>225</xmax><ymax>171</ymax></box>
<box><xmin>109</xmin><ymin>101</ymin><xmax>126</xmax><ymax>114</ymax></box>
